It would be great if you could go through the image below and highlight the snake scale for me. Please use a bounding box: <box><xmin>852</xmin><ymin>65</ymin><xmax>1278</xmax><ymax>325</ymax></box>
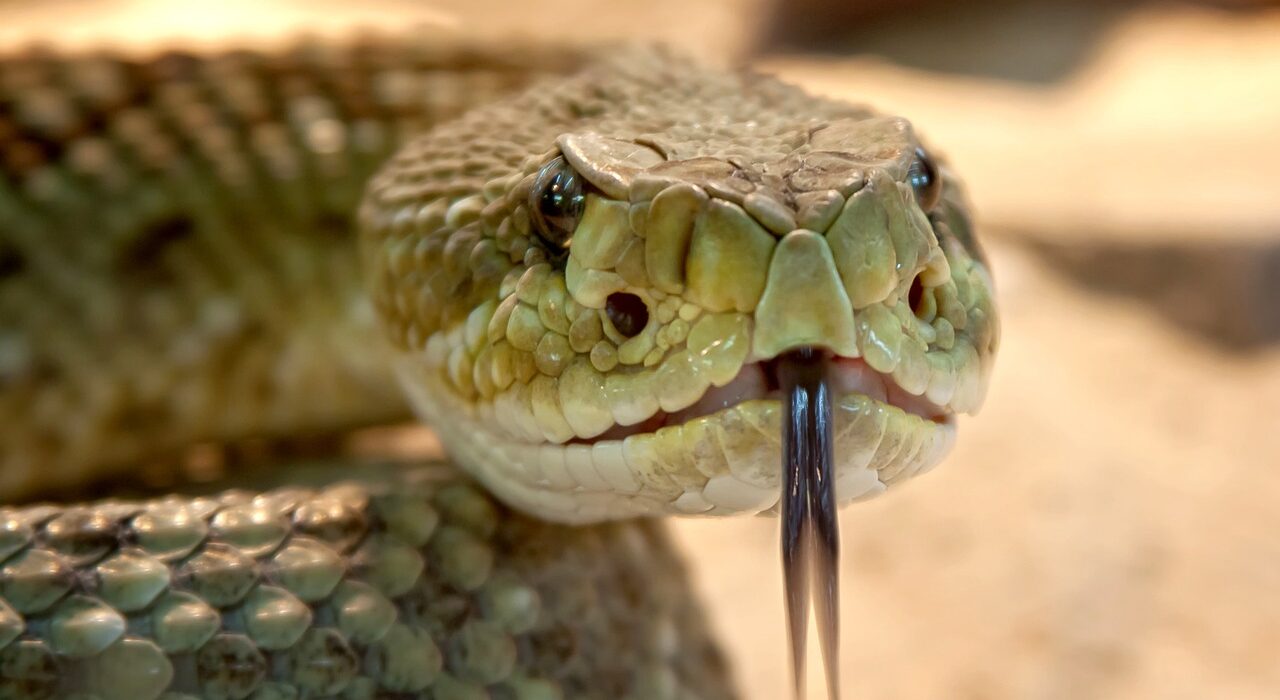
<box><xmin>0</xmin><ymin>29</ymin><xmax>998</xmax><ymax>699</ymax></box>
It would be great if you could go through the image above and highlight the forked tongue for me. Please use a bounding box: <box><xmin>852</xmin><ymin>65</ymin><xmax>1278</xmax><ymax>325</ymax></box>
<box><xmin>778</xmin><ymin>348</ymin><xmax>840</xmax><ymax>699</ymax></box>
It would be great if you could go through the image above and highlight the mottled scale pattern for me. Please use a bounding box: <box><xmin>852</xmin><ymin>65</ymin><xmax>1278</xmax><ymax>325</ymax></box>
<box><xmin>0</xmin><ymin>463</ymin><xmax>732</xmax><ymax>699</ymax></box>
<box><xmin>0</xmin><ymin>35</ymin><xmax>585</xmax><ymax>499</ymax></box>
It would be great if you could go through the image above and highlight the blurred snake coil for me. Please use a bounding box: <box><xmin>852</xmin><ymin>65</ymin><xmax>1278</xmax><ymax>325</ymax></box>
<box><xmin>0</xmin><ymin>32</ymin><xmax>998</xmax><ymax>699</ymax></box>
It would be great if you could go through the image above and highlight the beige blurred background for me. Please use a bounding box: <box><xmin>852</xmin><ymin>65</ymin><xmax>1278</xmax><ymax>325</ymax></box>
<box><xmin>4</xmin><ymin>1</ymin><xmax>1279</xmax><ymax>697</ymax></box>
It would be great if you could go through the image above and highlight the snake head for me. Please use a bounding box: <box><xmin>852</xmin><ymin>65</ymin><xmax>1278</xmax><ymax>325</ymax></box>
<box><xmin>361</xmin><ymin>51</ymin><xmax>998</xmax><ymax>522</ymax></box>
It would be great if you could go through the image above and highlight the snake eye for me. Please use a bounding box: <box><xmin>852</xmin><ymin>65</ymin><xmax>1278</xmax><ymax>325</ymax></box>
<box><xmin>529</xmin><ymin>156</ymin><xmax>585</xmax><ymax>253</ymax></box>
<box><xmin>605</xmin><ymin>292</ymin><xmax>649</xmax><ymax>338</ymax></box>
<box><xmin>907</xmin><ymin>147</ymin><xmax>942</xmax><ymax>213</ymax></box>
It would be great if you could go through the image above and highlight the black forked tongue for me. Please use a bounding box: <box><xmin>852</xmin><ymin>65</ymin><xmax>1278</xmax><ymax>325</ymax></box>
<box><xmin>779</xmin><ymin>348</ymin><xmax>840</xmax><ymax>700</ymax></box>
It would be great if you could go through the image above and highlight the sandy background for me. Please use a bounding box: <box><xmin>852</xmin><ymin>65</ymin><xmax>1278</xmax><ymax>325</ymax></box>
<box><xmin>4</xmin><ymin>1</ymin><xmax>1279</xmax><ymax>697</ymax></box>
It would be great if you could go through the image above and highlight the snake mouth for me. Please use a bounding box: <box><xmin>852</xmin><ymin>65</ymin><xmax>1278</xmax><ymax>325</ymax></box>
<box><xmin>399</xmin><ymin>349</ymin><xmax>957</xmax><ymax>522</ymax></box>
<box><xmin>581</xmin><ymin>355</ymin><xmax>951</xmax><ymax>444</ymax></box>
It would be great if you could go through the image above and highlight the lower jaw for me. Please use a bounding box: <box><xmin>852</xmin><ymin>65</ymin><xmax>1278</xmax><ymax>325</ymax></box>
<box><xmin>405</xmin><ymin>362</ymin><xmax>955</xmax><ymax>523</ymax></box>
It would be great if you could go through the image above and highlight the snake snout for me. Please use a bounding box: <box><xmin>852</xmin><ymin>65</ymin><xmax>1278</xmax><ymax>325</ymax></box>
<box><xmin>753</xmin><ymin>229</ymin><xmax>859</xmax><ymax>361</ymax></box>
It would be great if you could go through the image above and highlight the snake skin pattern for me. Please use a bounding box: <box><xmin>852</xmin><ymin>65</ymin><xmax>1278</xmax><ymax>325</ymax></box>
<box><xmin>0</xmin><ymin>36</ymin><xmax>585</xmax><ymax>498</ymax></box>
<box><xmin>0</xmin><ymin>463</ymin><xmax>730</xmax><ymax>699</ymax></box>
<box><xmin>0</xmin><ymin>30</ymin><xmax>999</xmax><ymax>699</ymax></box>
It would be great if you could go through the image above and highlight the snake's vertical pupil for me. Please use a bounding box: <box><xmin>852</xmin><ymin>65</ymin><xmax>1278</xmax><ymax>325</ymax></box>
<box><xmin>530</xmin><ymin>156</ymin><xmax>585</xmax><ymax>251</ymax></box>
<box><xmin>908</xmin><ymin>146</ymin><xmax>942</xmax><ymax>212</ymax></box>
<box><xmin>605</xmin><ymin>292</ymin><xmax>649</xmax><ymax>338</ymax></box>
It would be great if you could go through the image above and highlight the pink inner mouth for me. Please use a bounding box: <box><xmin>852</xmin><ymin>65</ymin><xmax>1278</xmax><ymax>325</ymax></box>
<box><xmin>586</xmin><ymin>356</ymin><xmax>949</xmax><ymax>443</ymax></box>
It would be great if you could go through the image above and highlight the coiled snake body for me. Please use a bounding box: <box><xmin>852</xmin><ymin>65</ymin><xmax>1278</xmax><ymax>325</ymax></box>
<box><xmin>0</xmin><ymin>33</ymin><xmax>997</xmax><ymax>699</ymax></box>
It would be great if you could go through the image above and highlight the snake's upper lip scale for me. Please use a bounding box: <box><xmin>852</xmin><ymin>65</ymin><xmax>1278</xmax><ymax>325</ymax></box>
<box><xmin>580</xmin><ymin>356</ymin><xmax>950</xmax><ymax>445</ymax></box>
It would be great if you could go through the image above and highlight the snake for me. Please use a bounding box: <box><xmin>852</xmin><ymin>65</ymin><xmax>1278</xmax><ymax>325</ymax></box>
<box><xmin>0</xmin><ymin>30</ymin><xmax>998</xmax><ymax>700</ymax></box>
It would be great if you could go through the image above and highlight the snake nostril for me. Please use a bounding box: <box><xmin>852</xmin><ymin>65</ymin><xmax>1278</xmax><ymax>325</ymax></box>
<box><xmin>605</xmin><ymin>292</ymin><xmax>649</xmax><ymax>338</ymax></box>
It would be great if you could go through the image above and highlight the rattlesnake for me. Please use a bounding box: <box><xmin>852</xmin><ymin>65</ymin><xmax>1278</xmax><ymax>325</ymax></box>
<box><xmin>0</xmin><ymin>31</ymin><xmax>997</xmax><ymax>699</ymax></box>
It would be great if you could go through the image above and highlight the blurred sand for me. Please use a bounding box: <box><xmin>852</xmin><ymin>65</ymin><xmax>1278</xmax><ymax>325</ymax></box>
<box><xmin>0</xmin><ymin>0</ymin><xmax>770</xmax><ymax>61</ymax></box>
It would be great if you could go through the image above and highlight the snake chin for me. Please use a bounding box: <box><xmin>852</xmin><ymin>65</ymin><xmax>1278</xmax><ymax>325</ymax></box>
<box><xmin>583</xmin><ymin>356</ymin><xmax>951</xmax><ymax>445</ymax></box>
